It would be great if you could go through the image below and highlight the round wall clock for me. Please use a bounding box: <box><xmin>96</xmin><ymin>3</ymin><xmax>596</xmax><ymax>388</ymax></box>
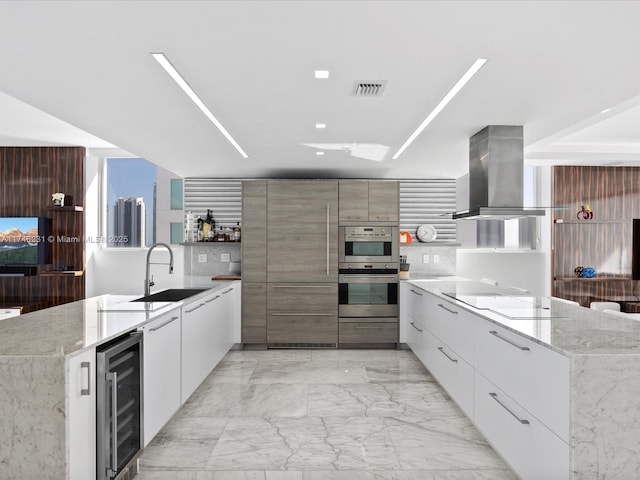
<box><xmin>416</xmin><ymin>224</ymin><xmax>437</xmax><ymax>242</ymax></box>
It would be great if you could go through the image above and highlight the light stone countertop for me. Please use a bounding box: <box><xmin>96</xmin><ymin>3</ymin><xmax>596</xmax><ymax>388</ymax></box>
<box><xmin>0</xmin><ymin>277</ymin><xmax>233</xmax><ymax>358</ymax></box>
<box><xmin>407</xmin><ymin>279</ymin><xmax>640</xmax><ymax>356</ymax></box>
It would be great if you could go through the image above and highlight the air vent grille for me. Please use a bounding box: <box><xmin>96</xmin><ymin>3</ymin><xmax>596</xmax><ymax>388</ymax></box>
<box><xmin>352</xmin><ymin>81</ymin><xmax>387</xmax><ymax>97</ymax></box>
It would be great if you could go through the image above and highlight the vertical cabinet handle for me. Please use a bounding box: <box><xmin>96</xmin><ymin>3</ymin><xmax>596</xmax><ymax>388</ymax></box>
<box><xmin>109</xmin><ymin>372</ymin><xmax>119</xmax><ymax>473</ymax></box>
<box><xmin>326</xmin><ymin>203</ymin><xmax>330</xmax><ymax>276</ymax></box>
<box><xmin>80</xmin><ymin>361</ymin><xmax>91</xmax><ymax>396</ymax></box>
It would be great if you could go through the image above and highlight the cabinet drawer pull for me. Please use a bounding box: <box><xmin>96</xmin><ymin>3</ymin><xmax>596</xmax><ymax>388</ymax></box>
<box><xmin>245</xmin><ymin>284</ymin><xmax>263</xmax><ymax>289</ymax></box>
<box><xmin>410</xmin><ymin>322</ymin><xmax>423</xmax><ymax>332</ymax></box>
<box><xmin>221</xmin><ymin>288</ymin><xmax>233</xmax><ymax>295</ymax></box>
<box><xmin>489</xmin><ymin>392</ymin><xmax>530</xmax><ymax>425</ymax></box>
<box><xmin>205</xmin><ymin>295</ymin><xmax>221</xmax><ymax>303</ymax></box>
<box><xmin>185</xmin><ymin>303</ymin><xmax>205</xmax><ymax>313</ymax></box>
<box><xmin>354</xmin><ymin>326</ymin><xmax>384</xmax><ymax>329</ymax></box>
<box><xmin>272</xmin><ymin>285</ymin><xmax>334</xmax><ymax>288</ymax></box>
<box><xmin>149</xmin><ymin>316</ymin><xmax>179</xmax><ymax>331</ymax></box>
<box><xmin>271</xmin><ymin>312</ymin><xmax>333</xmax><ymax>316</ymax></box>
<box><xmin>80</xmin><ymin>361</ymin><xmax>91</xmax><ymax>396</ymax></box>
<box><xmin>489</xmin><ymin>330</ymin><xmax>530</xmax><ymax>351</ymax></box>
<box><xmin>437</xmin><ymin>346</ymin><xmax>458</xmax><ymax>363</ymax></box>
<box><xmin>437</xmin><ymin>304</ymin><xmax>458</xmax><ymax>315</ymax></box>
<box><xmin>410</xmin><ymin>289</ymin><xmax>423</xmax><ymax>296</ymax></box>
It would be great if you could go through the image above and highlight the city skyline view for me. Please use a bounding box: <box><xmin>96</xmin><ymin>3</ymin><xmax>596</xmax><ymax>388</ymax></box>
<box><xmin>106</xmin><ymin>158</ymin><xmax>156</xmax><ymax>247</ymax></box>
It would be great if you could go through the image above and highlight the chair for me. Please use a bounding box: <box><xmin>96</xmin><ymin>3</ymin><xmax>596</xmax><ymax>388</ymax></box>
<box><xmin>602</xmin><ymin>309</ymin><xmax>640</xmax><ymax>320</ymax></box>
<box><xmin>590</xmin><ymin>301</ymin><xmax>620</xmax><ymax>312</ymax></box>
<box><xmin>551</xmin><ymin>296</ymin><xmax>580</xmax><ymax>306</ymax></box>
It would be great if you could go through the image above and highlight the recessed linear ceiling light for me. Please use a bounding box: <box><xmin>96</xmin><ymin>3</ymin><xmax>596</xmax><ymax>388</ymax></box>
<box><xmin>151</xmin><ymin>52</ymin><xmax>248</xmax><ymax>158</ymax></box>
<box><xmin>315</xmin><ymin>70</ymin><xmax>330</xmax><ymax>79</ymax></box>
<box><xmin>315</xmin><ymin>123</ymin><xmax>327</xmax><ymax>129</ymax></box>
<box><xmin>392</xmin><ymin>58</ymin><xmax>488</xmax><ymax>160</ymax></box>
<box><xmin>316</xmin><ymin>151</ymin><xmax>325</xmax><ymax>156</ymax></box>
<box><xmin>601</xmin><ymin>108</ymin><xmax>611</xmax><ymax>114</ymax></box>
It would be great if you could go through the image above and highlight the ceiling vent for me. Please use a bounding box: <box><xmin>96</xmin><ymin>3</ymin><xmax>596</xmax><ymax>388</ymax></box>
<box><xmin>352</xmin><ymin>80</ymin><xmax>387</xmax><ymax>97</ymax></box>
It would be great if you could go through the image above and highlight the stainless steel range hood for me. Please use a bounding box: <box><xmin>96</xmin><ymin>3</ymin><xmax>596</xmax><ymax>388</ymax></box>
<box><xmin>453</xmin><ymin>125</ymin><xmax>545</xmax><ymax>220</ymax></box>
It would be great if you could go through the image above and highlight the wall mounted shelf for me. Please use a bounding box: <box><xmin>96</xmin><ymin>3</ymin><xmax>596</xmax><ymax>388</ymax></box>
<box><xmin>46</xmin><ymin>206</ymin><xmax>84</xmax><ymax>212</ymax></box>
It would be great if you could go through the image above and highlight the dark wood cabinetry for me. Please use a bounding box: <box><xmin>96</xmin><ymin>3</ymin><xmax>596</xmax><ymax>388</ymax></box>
<box><xmin>0</xmin><ymin>147</ymin><xmax>85</xmax><ymax>309</ymax></box>
<box><xmin>552</xmin><ymin>166</ymin><xmax>640</xmax><ymax>306</ymax></box>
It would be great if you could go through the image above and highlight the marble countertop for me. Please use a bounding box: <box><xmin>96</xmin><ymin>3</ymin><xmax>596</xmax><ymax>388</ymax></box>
<box><xmin>407</xmin><ymin>279</ymin><xmax>640</xmax><ymax>356</ymax></box>
<box><xmin>0</xmin><ymin>277</ymin><xmax>236</xmax><ymax>358</ymax></box>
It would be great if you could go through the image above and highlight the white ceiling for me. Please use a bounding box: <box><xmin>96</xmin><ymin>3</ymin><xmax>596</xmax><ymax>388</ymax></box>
<box><xmin>1</xmin><ymin>0</ymin><xmax>640</xmax><ymax>178</ymax></box>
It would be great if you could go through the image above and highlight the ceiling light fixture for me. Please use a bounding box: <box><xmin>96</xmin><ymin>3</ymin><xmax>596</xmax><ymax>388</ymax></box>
<box><xmin>315</xmin><ymin>70</ymin><xmax>330</xmax><ymax>79</ymax></box>
<box><xmin>151</xmin><ymin>52</ymin><xmax>248</xmax><ymax>158</ymax></box>
<box><xmin>315</xmin><ymin>151</ymin><xmax>325</xmax><ymax>156</ymax></box>
<box><xmin>601</xmin><ymin>108</ymin><xmax>611</xmax><ymax>114</ymax></box>
<box><xmin>392</xmin><ymin>58</ymin><xmax>488</xmax><ymax>160</ymax></box>
<box><xmin>315</xmin><ymin>123</ymin><xmax>327</xmax><ymax>129</ymax></box>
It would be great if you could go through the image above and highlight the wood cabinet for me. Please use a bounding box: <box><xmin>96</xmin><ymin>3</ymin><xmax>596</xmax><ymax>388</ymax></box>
<box><xmin>242</xmin><ymin>282</ymin><xmax>266</xmax><ymax>344</ymax></box>
<box><xmin>338</xmin><ymin>180</ymin><xmax>398</xmax><ymax>224</ymax></box>
<box><xmin>267</xmin><ymin>283</ymin><xmax>338</xmax><ymax>346</ymax></box>
<box><xmin>67</xmin><ymin>348</ymin><xmax>96</xmax><ymax>480</ymax></box>
<box><xmin>267</xmin><ymin>180</ymin><xmax>338</xmax><ymax>282</ymax></box>
<box><xmin>141</xmin><ymin>307</ymin><xmax>181</xmax><ymax>447</ymax></box>
<box><xmin>242</xmin><ymin>181</ymin><xmax>267</xmax><ymax>283</ymax></box>
<box><xmin>338</xmin><ymin>318</ymin><xmax>397</xmax><ymax>347</ymax></box>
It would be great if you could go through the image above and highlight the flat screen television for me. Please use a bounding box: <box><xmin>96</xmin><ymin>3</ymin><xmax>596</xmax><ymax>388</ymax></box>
<box><xmin>0</xmin><ymin>217</ymin><xmax>51</xmax><ymax>265</ymax></box>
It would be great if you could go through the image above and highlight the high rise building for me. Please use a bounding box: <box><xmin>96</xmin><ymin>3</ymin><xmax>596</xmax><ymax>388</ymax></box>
<box><xmin>113</xmin><ymin>197</ymin><xmax>146</xmax><ymax>247</ymax></box>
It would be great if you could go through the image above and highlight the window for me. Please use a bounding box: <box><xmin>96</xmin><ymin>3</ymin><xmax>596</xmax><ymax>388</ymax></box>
<box><xmin>104</xmin><ymin>158</ymin><xmax>157</xmax><ymax>248</ymax></box>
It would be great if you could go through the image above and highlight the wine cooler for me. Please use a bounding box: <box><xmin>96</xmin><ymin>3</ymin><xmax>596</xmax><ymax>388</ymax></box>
<box><xmin>96</xmin><ymin>331</ymin><xmax>143</xmax><ymax>480</ymax></box>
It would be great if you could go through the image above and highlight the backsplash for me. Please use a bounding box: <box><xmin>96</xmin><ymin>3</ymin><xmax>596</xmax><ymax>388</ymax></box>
<box><xmin>399</xmin><ymin>244</ymin><xmax>457</xmax><ymax>276</ymax></box>
<box><xmin>183</xmin><ymin>243</ymin><xmax>241</xmax><ymax>276</ymax></box>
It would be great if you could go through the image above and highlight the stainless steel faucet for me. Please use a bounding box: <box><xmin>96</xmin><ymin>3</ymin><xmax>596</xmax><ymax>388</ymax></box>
<box><xmin>145</xmin><ymin>242</ymin><xmax>174</xmax><ymax>296</ymax></box>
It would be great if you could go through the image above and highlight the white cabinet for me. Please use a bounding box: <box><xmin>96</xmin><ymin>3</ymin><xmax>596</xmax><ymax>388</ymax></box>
<box><xmin>422</xmin><ymin>327</ymin><xmax>474</xmax><ymax>418</ymax></box>
<box><xmin>181</xmin><ymin>286</ymin><xmax>236</xmax><ymax>403</ymax></box>
<box><xmin>474</xmin><ymin>371</ymin><xmax>569</xmax><ymax>480</ymax></box>
<box><xmin>141</xmin><ymin>307</ymin><xmax>181</xmax><ymax>446</ymax></box>
<box><xmin>474</xmin><ymin>319</ymin><xmax>570</xmax><ymax>442</ymax></box>
<box><xmin>67</xmin><ymin>348</ymin><xmax>96</xmax><ymax>480</ymax></box>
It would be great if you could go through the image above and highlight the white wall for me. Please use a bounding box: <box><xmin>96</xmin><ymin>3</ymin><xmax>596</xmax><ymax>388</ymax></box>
<box><xmin>88</xmin><ymin>246</ymin><xmax>184</xmax><ymax>296</ymax></box>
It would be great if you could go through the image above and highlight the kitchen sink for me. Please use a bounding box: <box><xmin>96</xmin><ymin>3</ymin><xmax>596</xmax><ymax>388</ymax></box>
<box><xmin>130</xmin><ymin>288</ymin><xmax>208</xmax><ymax>303</ymax></box>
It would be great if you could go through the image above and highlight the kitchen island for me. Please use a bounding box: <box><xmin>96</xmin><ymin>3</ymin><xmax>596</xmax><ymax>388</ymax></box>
<box><xmin>0</xmin><ymin>278</ymin><xmax>239</xmax><ymax>480</ymax></box>
<box><xmin>403</xmin><ymin>278</ymin><xmax>640</xmax><ymax>480</ymax></box>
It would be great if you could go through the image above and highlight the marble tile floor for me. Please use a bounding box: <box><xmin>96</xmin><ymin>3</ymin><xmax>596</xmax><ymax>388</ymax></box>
<box><xmin>137</xmin><ymin>349</ymin><xmax>517</xmax><ymax>480</ymax></box>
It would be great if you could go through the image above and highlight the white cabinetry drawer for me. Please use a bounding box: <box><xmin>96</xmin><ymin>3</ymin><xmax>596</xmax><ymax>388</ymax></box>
<box><xmin>425</xmin><ymin>293</ymin><xmax>474</xmax><ymax>364</ymax></box>
<box><xmin>474</xmin><ymin>371</ymin><xmax>569</xmax><ymax>480</ymax></box>
<box><xmin>423</xmin><ymin>328</ymin><xmax>474</xmax><ymax>418</ymax></box>
<box><xmin>474</xmin><ymin>320</ymin><xmax>570</xmax><ymax>442</ymax></box>
<box><xmin>406</xmin><ymin>285</ymin><xmax>428</xmax><ymax>323</ymax></box>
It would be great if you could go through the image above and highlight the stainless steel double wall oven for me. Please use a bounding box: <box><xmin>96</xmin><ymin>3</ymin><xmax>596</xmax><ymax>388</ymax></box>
<box><xmin>338</xmin><ymin>226</ymin><xmax>399</xmax><ymax>319</ymax></box>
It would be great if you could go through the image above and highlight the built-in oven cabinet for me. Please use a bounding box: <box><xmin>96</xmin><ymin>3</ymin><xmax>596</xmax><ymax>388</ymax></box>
<box><xmin>338</xmin><ymin>180</ymin><xmax>399</xmax><ymax>224</ymax></box>
<box><xmin>68</xmin><ymin>347</ymin><xmax>96</xmax><ymax>480</ymax></box>
<box><xmin>266</xmin><ymin>180</ymin><xmax>339</xmax><ymax>283</ymax></box>
<box><xmin>267</xmin><ymin>283</ymin><xmax>338</xmax><ymax>346</ymax></box>
<box><xmin>140</xmin><ymin>307</ymin><xmax>181</xmax><ymax>447</ymax></box>
<box><xmin>338</xmin><ymin>317</ymin><xmax>398</xmax><ymax>347</ymax></box>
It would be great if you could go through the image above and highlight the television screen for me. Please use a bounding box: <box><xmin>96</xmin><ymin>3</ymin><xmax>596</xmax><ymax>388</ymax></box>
<box><xmin>0</xmin><ymin>217</ymin><xmax>47</xmax><ymax>265</ymax></box>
